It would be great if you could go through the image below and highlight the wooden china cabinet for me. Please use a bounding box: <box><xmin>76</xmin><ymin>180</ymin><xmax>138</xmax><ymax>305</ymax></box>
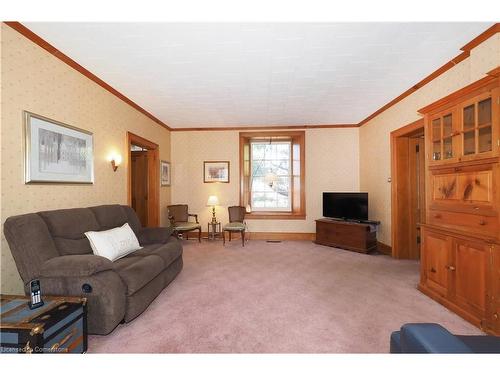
<box><xmin>418</xmin><ymin>67</ymin><xmax>500</xmax><ymax>335</ymax></box>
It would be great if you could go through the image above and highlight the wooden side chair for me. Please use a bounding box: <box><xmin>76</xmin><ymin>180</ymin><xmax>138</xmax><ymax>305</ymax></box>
<box><xmin>167</xmin><ymin>204</ymin><xmax>201</xmax><ymax>242</ymax></box>
<box><xmin>222</xmin><ymin>206</ymin><xmax>247</xmax><ymax>246</ymax></box>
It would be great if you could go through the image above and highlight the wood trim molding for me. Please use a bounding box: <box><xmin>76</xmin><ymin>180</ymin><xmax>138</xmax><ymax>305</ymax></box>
<box><xmin>358</xmin><ymin>23</ymin><xmax>499</xmax><ymax>127</ymax></box>
<box><xmin>239</xmin><ymin>131</ymin><xmax>306</xmax><ymax>220</ymax></box>
<box><xmin>390</xmin><ymin>118</ymin><xmax>425</xmax><ymax>138</ymax></box>
<box><xmin>171</xmin><ymin>124</ymin><xmax>358</xmax><ymax>131</ymax></box>
<box><xmin>390</xmin><ymin>119</ymin><xmax>425</xmax><ymax>259</ymax></box>
<box><xmin>376</xmin><ymin>241</ymin><xmax>392</xmax><ymax>256</ymax></box>
<box><xmin>418</xmin><ymin>69</ymin><xmax>499</xmax><ymax>114</ymax></box>
<box><xmin>4</xmin><ymin>21</ymin><xmax>171</xmax><ymax>131</ymax></box>
<box><xmin>6</xmin><ymin>21</ymin><xmax>498</xmax><ymax>132</ymax></box>
<box><xmin>460</xmin><ymin>23</ymin><xmax>500</xmax><ymax>53</ymax></box>
<box><xmin>201</xmin><ymin>232</ymin><xmax>315</xmax><ymax>241</ymax></box>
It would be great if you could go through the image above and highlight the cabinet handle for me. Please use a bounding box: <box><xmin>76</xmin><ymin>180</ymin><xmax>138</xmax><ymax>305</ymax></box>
<box><xmin>479</xmin><ymin>219</ymin><xmax>486</xmax><ymax>226</ymax></box>
<box><xmin>454</xmin><ymin>167</ymin><xmax>462</xmax><ymax>172</ymax></box>
<box><xmin>446</xmin><ymin>265</ymin><xmax>456</xmax><ymax>271</ymax></box>
<box><xmin>430</xmin><ymin>267</ymin><xmax>436</xmax><ymax>273</ymax></box>
<box><xmin>434</xmin><ymin>213</ymin><xmax>442</xmax><ymax>219</ymax></box>
<box><xmin>494</xmin><ymin>313</ymin><xmax>499</xmax><ymax>320</ymax></box>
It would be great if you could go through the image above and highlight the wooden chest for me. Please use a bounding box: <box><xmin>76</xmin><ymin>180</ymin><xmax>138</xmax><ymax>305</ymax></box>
<box><xmin>315</xmin><ymin>219</ymin><xmax>378</xmax><ymax>253</ymax></box>
<box><xmin>0</xmin><ymin>295</ymin><xmax>87</xmax><ymax>354</ymax></box>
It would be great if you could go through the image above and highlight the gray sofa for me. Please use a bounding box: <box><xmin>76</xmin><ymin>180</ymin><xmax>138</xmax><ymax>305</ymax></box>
<box><xmin>4</xmin><ymin>204</ymin><xmax>183</xmax><ymax>335</ymax></box>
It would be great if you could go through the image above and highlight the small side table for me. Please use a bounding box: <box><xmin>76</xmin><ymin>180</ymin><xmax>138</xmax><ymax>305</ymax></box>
<box><xmin>207</xmin><ymin>222</ymin><xmax>222</xmax><ymax>240</ymax></box>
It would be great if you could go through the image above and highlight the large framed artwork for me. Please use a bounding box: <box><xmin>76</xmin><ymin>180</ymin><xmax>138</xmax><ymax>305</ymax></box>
<box><xmin>160</xmin><ymin>160</ymin><xmax>171</xmax><ymax>186</ymax></box>
<box><xmin>24</xmin><ymin>111</ymin><xmax>94</xmax><ymax>184</ymax></box>
<box><xmin>203</xmin><ymin>161</ymin><xmax>230</xmax><ymax>183</ymax></box>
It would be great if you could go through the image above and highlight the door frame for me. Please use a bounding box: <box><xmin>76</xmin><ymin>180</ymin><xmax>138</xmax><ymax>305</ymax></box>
<box><xmin>127</xmin><ymin>132</ymin><xmax>160</xmax><ymax>227</ymax></box>
<box><xmin>390</xmin><ymin>118</ymin><xmax>425</xmax><ymax>258</ymax></box>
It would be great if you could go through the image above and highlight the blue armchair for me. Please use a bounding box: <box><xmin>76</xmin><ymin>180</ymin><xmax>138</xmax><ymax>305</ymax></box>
<box><xmin>390</xmin><ymin>323</ymin><xmax>500</xmax><ymax>353</ymax></box>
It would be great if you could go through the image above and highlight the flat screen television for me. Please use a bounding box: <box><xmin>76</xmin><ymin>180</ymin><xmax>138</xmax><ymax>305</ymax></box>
<box><xmin>323</xmin><ymin>192</ymin><xmax>368</xmax><ymax>221</ymax></box>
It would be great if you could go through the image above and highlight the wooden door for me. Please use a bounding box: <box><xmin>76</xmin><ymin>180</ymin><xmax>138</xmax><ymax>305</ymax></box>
<box><xmin>421</xmin><ymin>229</ymin><xmax>451</xmax><ymax>297</ymax></box>
<box><xmin>146</xmin><ymin>149</ymin><xmax>159</xmax><ymax>227</ymax></box>
<box><xmin>409</xmin><ymin>137</ymin><xmax>425</xmax><ymax>259</ymax></box>
<box><xmin>452</xmin><ymin>239</ymin><xmax>488</xmax><ymax>317</ymax></box>
<box><xmin>131</xmin><ymin>151</ymin><xmax>148</xmax><ymax>226</ymax></box>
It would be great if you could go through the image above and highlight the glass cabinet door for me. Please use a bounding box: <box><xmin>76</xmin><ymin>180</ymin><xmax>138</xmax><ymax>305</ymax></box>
<box><xmin>429</xmin><ymin>111</ymin><xmax>456</xmax><ymax>163</ymax></box>
<box><xmin>460</xmin><ymin>95</ymin><xmax>493</xmax><ymax>158</ymax></box>
<box><xmin>442</xmin><ymin>114</ymin><xmax>454</xmax><ymax>160</ymax></box>
<box><xmin>478</xmin><ymin>98</ymin><xmax>492</xmax><ymax>153</ymax></box>
<box><xmin>431</xmin><ymin>117</ymin><xmax>441</xmax><ymax>161</ymax></box>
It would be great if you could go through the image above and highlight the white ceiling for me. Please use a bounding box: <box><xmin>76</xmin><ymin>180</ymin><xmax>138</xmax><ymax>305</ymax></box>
<box><xmin>24</xmin><ymin>22</ymin><xmax>493</xmax><ymax>129</ymax></box>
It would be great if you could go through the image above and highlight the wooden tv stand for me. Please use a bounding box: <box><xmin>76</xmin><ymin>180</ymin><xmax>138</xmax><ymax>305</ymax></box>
<box><xmin>315</xmin><ymin>219</ymin><xmax>378</xmax><ymax>254</ymax></box>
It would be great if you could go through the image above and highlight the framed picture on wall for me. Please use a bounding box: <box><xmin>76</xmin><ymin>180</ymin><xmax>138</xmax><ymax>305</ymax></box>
<box><xmin>203</xmin><ymin>161</ymin><xmax>230</xmax><ymax>183</ymax></box>
<box><xmin>160</xmin><ymin>160</ymin><xmax>171</xmax><ymax>186</ymax></box>
<box><xmin>24</xmin><ymin>111</ymin><xmax>94</xmax><ymax>184</ymax></box>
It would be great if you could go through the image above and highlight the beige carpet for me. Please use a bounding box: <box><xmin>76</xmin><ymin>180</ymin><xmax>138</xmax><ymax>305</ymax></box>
<box><xmin>88</xmin><ymin>240</ymin><xmax>481</xmax><ymax>353</ymax></box>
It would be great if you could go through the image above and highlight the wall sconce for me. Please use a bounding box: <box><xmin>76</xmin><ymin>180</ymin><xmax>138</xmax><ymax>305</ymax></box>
<box><xmin>108</xmin><ymin>154</ymin><xmax>122</xmax><ymax>172</ymax></box>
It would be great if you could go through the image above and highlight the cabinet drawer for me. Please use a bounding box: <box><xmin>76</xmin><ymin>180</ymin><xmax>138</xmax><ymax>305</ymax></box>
<box><xmin>428</xmin><ymin>209</ymin><xmax>499</xmax><ymax>237</ymax></box>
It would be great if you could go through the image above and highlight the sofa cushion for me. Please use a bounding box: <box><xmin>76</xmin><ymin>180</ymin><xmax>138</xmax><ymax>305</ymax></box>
<box><xmin>4</xmin><ymin>213</ymin><xmax>60</xmax><ymax>283</ymax></box>
<box><xmin>223</xmin><ymin>222</ymin><xmax>245</xmax><ymax>231</ymax></box>
<box><xmin>137</xmin><ymin>227</ymin><xmax>174</xmax><ymax>245</ymax></box>
<box><xmin>113</xmin><ymin>254</ymin><xmax>164</xmax><ymax>296</ymax></box>
<box><xmin>39</xmin><ymin>208</ymin><xmax>99</xmax><ymax>255</ymax></box>
<box><xmin>174</xmin><ymin>222</ymin><xmax>201</xmax><ymax>231</ymax></box>
<box><xmin>89</xmin><ymin>205</ymin><xmax>129</xmax><ymax>231</ymax></box>
<box><xmin>40</xmin><ymin>255</ymin><xmax>114</xmax><ymax>277</ymax></box>
<box><xmin>121</xmin><ymin>205</ymin><xmax>142</xmax><ymax>234</ymax></box>
<box><xmin>131</xmin><ymin>238</ymin><xmax>182</xmax><ymax>268</ymax></box>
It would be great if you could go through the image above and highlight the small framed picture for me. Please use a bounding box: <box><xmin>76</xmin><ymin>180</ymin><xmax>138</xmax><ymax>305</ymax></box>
<box><xmin>24</xmin><ymin>111</ymin><xmax>94</xmax><ymax>184</ymax></box>
<box><xmin>160</xmin><ymin>160</ymin><xmax>171</xmax><ymax>186</ymax></box>
<box><xmin>204</xmin><ymin>161</ymin><xmax>230</xmax><ymax>183</ymax></box>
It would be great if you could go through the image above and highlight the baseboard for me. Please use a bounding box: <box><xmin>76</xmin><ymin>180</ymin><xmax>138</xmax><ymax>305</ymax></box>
<box><xmin>376</xmin><ymin>241</ymin><xmax>392</xmax><ymax>255</ymax></box>
<box><xmin>199</xmin><ymin>231</ymin><xmax>315</xmax><ymax>241</ymax></box>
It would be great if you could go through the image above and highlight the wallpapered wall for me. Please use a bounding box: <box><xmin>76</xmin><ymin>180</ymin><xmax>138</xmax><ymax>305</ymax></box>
<box><xmin>0</xmin><ymin>24</ymin><xmax>172</xmax><ymax>294</ymax></box>
<box><xmin>359</xmin><ymin>34</ymin><xmax>500</xmax><ymax>245</ymax></box>
<box><xmin>171</xmin><ymin>128</ymin><xmax>360</xmax><ymax>233</ymax></box>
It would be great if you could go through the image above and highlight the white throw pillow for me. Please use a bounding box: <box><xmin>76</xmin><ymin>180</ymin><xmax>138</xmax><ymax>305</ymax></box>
<box><xmin>85</xmin><ymin>223</ymin><xmax>142</xmax><ymax>261</ymax></box>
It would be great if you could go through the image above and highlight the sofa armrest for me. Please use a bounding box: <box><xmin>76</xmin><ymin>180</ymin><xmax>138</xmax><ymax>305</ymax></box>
<box><xmin>39</xmin><ymin>255</ymin><xmax>114</xmax><ymax>278</ymax></box>
<box><xmin>137</xmin><ymin>226</ymin><xmax>174</xmax><ymax>245</ymax></box>
<box><xmin>400</xmin><ymin>323</ymin><xmax>473</xmax><ymax>353</ymax></box>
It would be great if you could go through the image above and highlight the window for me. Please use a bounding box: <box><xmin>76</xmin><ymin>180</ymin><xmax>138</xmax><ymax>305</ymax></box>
<box><xmin>240</xmin><ymin>131</ymin><xmax>305</xmax><ymax>219</ymax></box>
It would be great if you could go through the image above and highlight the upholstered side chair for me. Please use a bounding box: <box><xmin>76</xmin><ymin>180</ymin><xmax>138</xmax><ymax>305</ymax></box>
<box><xmin>223</xmin><ymin>206</ymin><xmax>247</xmax><ymax>246</ymax></box>
<box><xmin>167</xmin><ymin>204</ymin><xmax>201</xmax><ymax>242</ymax></box>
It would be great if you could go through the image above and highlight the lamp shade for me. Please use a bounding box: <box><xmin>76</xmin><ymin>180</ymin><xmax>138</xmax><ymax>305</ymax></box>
<box><xmin>264</xmin><ymin>171</ymin><xmax>278</xmax><ymax>187</ymax></box>
<box><xmin>206</xmin><ymin>195</ymin><xmax>219</xmax><ymax>206</ymax></box>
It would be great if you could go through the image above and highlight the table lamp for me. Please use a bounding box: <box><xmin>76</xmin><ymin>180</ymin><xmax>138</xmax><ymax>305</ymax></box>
<box><xmin>206</xmin><ymin>195</ymin><xmax>219</xmax><ymax>224</ymax></box>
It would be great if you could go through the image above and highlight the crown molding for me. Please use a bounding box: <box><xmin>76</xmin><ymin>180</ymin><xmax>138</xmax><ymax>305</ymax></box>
<box><xmin>3</xmin><ymin>21</ymin><xmax>172</xmax><ymax>131</ymax></box>
<box><xmin>358</xmin><ymin>23</ymin><xmax>499</xmax><ymax>127</ymax></box>
<box><xmin>170</xmin><ymin>123</ymin><xmax>358</xmax><ymax>131</ymax></box>
<box><xmin>5</xmin><ymin>21</ymin><xmax>498</xmax><ymax>132</ymax></box>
